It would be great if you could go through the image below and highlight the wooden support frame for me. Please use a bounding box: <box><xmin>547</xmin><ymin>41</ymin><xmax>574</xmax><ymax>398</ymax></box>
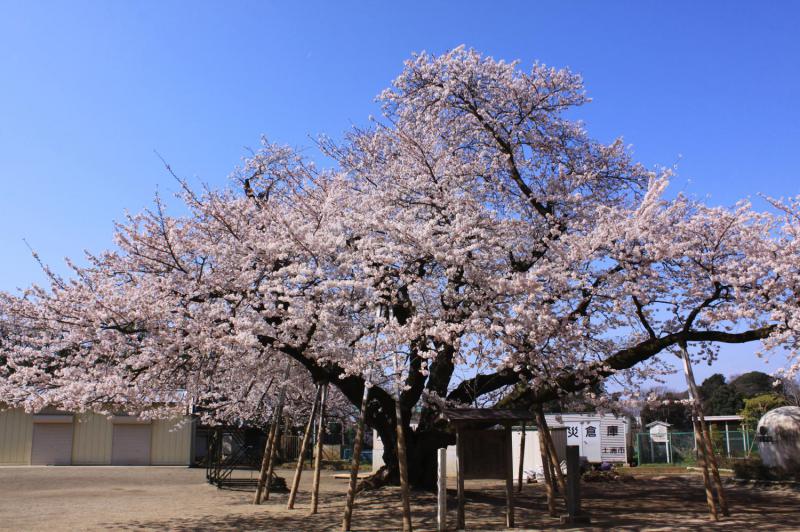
<box><xmin>342</xmin><ymin>382</ymin><xmax>370</xmax><ymax>531</ymax></box>
<box><xmin>287</xmin><ymin>383</ymin><xmax>322</xmax><ymax>510</ymax></box>
<box><xmin>254</xmin><ymin>362</ymin><xmax>292</xmax><ymax>504</ymax></box>
<box><xmin>310</xmin><ymin>382</ymin><xmax>328</xmax><ymax>515</ymax></box>
<box><xmin>437</xmin><ymin>448</ymin><xmax>447</xmax><ymax>532</ymax></box>
<box><xmin>679</xmin><ymin>344</ymin><xmax>729</xmax><ymax>518</ymax></box>
<box><xmin>456</xmin><ymin>427</ymin><xmax>466</xmax><ymax>530</ymax></box>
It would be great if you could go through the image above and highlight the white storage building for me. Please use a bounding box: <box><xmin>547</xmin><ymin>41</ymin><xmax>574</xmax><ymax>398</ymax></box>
<box><xmin>546</xmin><ymin>412</ymin><xmax>630</xmax><ymax>464</ymax></box>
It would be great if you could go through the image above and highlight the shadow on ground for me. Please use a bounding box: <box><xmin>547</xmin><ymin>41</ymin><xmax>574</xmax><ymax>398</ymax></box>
<box><xmin>102</xmin><ymin>476</ymin><xmax>800</xmax><ymax>531</ymax></box>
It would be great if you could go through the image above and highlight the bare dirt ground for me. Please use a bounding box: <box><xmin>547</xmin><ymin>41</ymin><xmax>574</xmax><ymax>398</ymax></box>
<box><xmin>0</xmin><ymin>466</ymin><xmax>798</xmax><ymax>531</ymax></box>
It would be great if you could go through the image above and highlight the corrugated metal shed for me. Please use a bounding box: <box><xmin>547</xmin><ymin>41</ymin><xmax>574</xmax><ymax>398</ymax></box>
<box><xmin>0</xmin><ymin>407</ymin><xmax>193</xmax><ymax>466</ymax></box>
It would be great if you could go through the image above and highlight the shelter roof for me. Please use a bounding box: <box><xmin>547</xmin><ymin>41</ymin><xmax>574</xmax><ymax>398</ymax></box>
<box><xmin>441</xmin><ymin>407</ymin><xmax>536</xmax><ymax>425</ymax></box>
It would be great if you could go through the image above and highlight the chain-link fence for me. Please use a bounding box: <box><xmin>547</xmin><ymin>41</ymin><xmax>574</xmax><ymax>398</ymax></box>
<box><xmin>635</xmin><ymin>429</ymin><xmax>756</xmax><ymax>465</ymax></box>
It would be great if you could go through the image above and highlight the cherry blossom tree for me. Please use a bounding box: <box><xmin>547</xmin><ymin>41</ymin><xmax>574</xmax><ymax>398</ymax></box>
<box><xmin>1</xmin><ymin>47</ymin><xmax>799</xmax><ymax>491</ymax></box>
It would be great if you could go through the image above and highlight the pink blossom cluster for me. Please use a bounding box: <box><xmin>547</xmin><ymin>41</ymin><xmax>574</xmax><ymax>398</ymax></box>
<box><xmin>1</xmin><ymin>47</ymin><xmax>798</xmax><ymax>426</ymax></box>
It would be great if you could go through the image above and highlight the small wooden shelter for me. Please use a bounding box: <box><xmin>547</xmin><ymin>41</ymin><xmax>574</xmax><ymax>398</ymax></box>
<box><xmin>440</xmin><ymin>408</ymin><xmax>537</xmax><ymax>529</ymax></box>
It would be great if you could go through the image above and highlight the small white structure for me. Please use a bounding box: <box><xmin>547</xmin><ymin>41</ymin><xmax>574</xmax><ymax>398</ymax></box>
<box><xmin>646</xmin><ymin>421</ymin><xmax>672</xmax><ymax>463</ymax></box>
<box><xmin>511</xmin><ymin>425</ymin><xmax>567</xmax><ymax>481</ymax></box>
<box><xmin>547</xmin><ymin>413</ymin><xmax>630</xmax><ymax>464</ymax></box>
<box><xmin>757</xmin><ymin>406</ymin><xmax>800</xmax><ymax>472</ymax></box>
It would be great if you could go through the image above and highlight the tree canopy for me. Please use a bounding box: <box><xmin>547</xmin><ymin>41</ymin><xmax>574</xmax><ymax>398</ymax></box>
<box><xmin>2</xmin><ymin>47</ymin><xmax>800</xmax><ymax>486</ymax></box>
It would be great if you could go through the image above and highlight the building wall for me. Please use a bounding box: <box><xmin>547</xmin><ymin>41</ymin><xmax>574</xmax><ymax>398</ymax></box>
<box><xmin>72</xmin><ymin>413</ymin><xmax>113</xmax><ymax>465</ymax></box>
<box><xmin>0</xmin><ymin>408</ymin><xmax>192</xmax><ymax>466</ymax></box>
<box><xmin>151</xmin><ymin>418</ymin><xmax>193</xmax><ymax>465</ymax></box>
<box><xmin>0</xmin><ymin>408</ymin><xmax>33</xmax><ymax>465</ymax></box>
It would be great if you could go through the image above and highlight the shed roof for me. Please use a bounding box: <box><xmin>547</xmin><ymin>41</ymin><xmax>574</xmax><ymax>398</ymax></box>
<box><xmin>645</xmin><ymin>420</ymin><xmax>672</xmax><ymax>428</ymax></box>
<box><xmin>441</xmin><ymin>407</ymin><xmax>537</xmax><ymax>424</ymax></box>
<box><xmin>703</xmin><ymin>415</ymin><xmax>743</xmax><ymax>422</ymax></box>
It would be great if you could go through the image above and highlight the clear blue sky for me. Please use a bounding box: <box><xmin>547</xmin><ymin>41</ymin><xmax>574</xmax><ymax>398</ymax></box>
<box><xmin>1</xmin><ymin>1</ymin><xmax>798</xmax><ymax>388</ymax></box>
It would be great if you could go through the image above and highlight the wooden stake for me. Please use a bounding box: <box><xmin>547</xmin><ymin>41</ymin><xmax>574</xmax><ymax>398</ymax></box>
<box><xmin>287</xmin><ymin>383</ymin><xmax>322</xmax><ymax>510</ymax></box>
<box><xmin>537</xmin><ymin>423</ymin><xmax>557</xmax><ymax>517</ymax></box>
<box><xmin>342</xmin><ymin>382</ymin><xmax>370</xmax><ymax>531</ymax></box>
<box><xmin>395</xmin><ymin>395</ymin><xmax>413</xmax><ymax>532</ymax></box>
<box><xmin>456</xmin><ymin>427</ymin><xmax>466</xmax><ymax>530</ymax></box>
<box><xmin>437</xmin><ymin>448</ymin><xmax>447</xmax><ymax>532</ymax></box>
<box><xmin>310</xmin><ymin>382</ymin><xmax>328</xmax><ymax>515</ymax></box>
<box><xmin>254</xmin><ymin>362</ymin><xmax>292</xmax><ymax>504</ymax></box>
<box><xmin>535</xmin><ymin>405</ymin><xmax>566</xmax><ymax>495</ymax></box>
<box><xmin>504</xmin><ymin>426</ymin><xmax>515</xmax><ymax>528</ymax></box>
<box><xmin>679</xmin><ymin>344</ymin><xmax>729</xmax><ymax>517</ymax></box>
<box><xmin>693</xmin><ymin>417</ymin><xmax>719</xmax><ymax>521</ymax></box>
<box><xmin>263</xmin><ymin>412</ymin><xmax>284</xmax><ymax>501</ymax></box>
<box><xmin>517</xmin><ymin>422</ymin><xmax>526</xmax><ymax>493</ymax></box>
<box><xmin>699</xmin><ymin>414</ymin><xmax>730</xmax><ymax>516</ymax></box>
<box><xmin>254</xmin><ymin>415</ymin><xmax>279</xmax><ymax>504</ymax></box>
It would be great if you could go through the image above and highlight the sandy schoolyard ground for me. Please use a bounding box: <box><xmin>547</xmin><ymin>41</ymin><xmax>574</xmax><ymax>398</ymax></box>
<box><xmin>0</xmin><ymin>466</ymin><xmax>798</xmax><ymax>531</ymax></box>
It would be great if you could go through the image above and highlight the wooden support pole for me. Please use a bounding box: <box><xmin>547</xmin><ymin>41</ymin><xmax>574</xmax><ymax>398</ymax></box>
<box><xmin>534</xmin><ymin>405</ymin><xmax>566</xmax><ymax>496</ymax></box>
<box><xmin>342</xmin><ymin>382</ymin><xmax>370</xmax><ymax>532</ymax></box>
<box><xmin>456</xmin><ymin>427</ymin><xmax>466</xmax><ymax>530</ymax></box>
<box><xmin>287</xmin><ymin>383</ymin><xmax>322</xmax><ymax>510</ymax></box>
<box><xmin>679</xmin><ymin>344</ymin><xmax>729</xmax><ymax>517</ymax></box>
<box><xmin>310</xmin><ymin>382</ymin><xmax>329</xmax><ymax>515</ymax></box>
<box><xmin>699</xmin><ymin>414</ymin><xmax>730</xmax><ymax>516</ymax></box>
<box><xmin>395</xmin><ymin>395</ymin><xmax>413</xmax><ymax>532</ymax></box>
<box><xmin>254</xmin><ymin>362</ymin><xmax>292</xmax><ymax>504</ymax></box>
<box><xmin>505</xmin><ymin>426</ymin><xmax>515</xmax><ymax>528</ymax></box>
<box><xmin>437</xmin><ymin>448</ymin><xmax>447</xmax><ymax>532</ymax></box>
<box><xmin>537</xmin><ymin>423</ymin><xmax>557</xmax><ymax>517</ymax></box>
<box><xmin>694</xmin><ymin>418</ymin><xmax>719</xmax><ymax>521</ymax></box>
<box><xmin>254</xmin><ymin>415</ymin><xmax>279</xmax><ymax>504</ymax></box>
<box><xmin>263</xmin><ymin>412</ymin><xmax>284</xmax><ymax>501</ymax></box>
<box><xmin>517</xmin><ymin>422</ymin><xmax>526</xmax><ymax>493</ymax></box>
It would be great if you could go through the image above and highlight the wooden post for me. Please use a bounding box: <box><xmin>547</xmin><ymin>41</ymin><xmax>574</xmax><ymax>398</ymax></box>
<box><xmin>437</xmin><ymin>447</ymin><xmax>447</xmax><ymax>532</ymax></box>
<box><xmin>395</xmin><ymin>394</ymin><xmax>413</xmax><ymax>532</ymax></box>
<box><xmin>699</xmin><ymin>414</ymin><xmax>730</xmax><ymax>516</ymax></box>
<box><xmin>679</xmin><ymin>345</ymin><xmax>729</xmax><ymax>517</ymax></box>
<box><xmin>342</xmin><ymin>382</ymin><xmax>370</xmax><ymax>532</ymax></box>
<box><xmin>310</xmin><ymin>382</ymin><xmax>328</xmax><ymax>515</ymax></box>
<box><xmin>505</xmin><ymin>426</ymin><xmax>515</xmax><ymax>528</ymax></box>
<box><xmin>537</xmin><ymin>424</ymin><xmax>557</xmax><ymax>517</ymax></box>
<box><xmin>254</xmin><ymin>362</ymin><xmax>292</xmax><ymax>504</ymax></box>
<box><xmin>694</xmin><ymin>417</ymin><xmax>719</xmax><ymax>521</ymax></box>
<box><xmin>263</xmin><ymin>412</ymin><xmax>285</xmax><ymax>501</ymax></box>
<box><xmin>456</xmin><ymin>427</ymin><xmax>466</xmax><ymax>530</ymax></box>
<box><xmin>534</xmin><ymin>404</ymin><xmax>566</xmax><ymax>495</ymax></box>
<box><xmin>287</xmin><ymin>383</ymin><xmax>321</xmax><ymax>510</ymax></box>
<box><xmin>517</xmin><ymin>422</ymin><xmax>526</xmax><ymax>493</ymax></box>
<box><xmin>254</xmin><ymin>415</ymin><xmax>279</xmax><ymax>504</ymax></box>
<box><xmin>559</xmin><ymin>445</ymin><xmax>590</xmax><ymax>525</ymax></box>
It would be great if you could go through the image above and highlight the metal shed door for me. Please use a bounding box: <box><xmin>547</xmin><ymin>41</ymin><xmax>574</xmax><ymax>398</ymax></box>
<box><xmin>112</xmin><ymin>424</ymin><xmax>152</xmax><ymax>465</ymax></box>
<box><xmin>31</xmin><ymin>423</ymin><xmax>74</xmax><ymax>465</ymax></box>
